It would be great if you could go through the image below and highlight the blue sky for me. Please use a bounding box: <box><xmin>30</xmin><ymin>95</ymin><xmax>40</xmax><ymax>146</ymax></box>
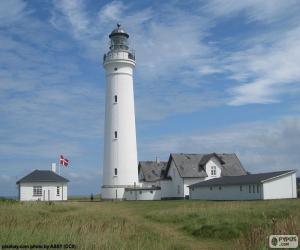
<box><xmin>1</xmin><ymin>0</ymin><xmax>300</xmax><ymax>196</ymax></box>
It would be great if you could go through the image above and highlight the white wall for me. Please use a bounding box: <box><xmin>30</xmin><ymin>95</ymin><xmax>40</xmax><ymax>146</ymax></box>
<box><xmin>183</xmin><ymin>178</ymin><xmax>205</xmax><ymax>198</ymax></box>
<box><xmin>160</xmin><ymin>161</ymin><xmax>184</xmax><ymax>199</ymax></box>
<box><xmin>101</xmin><ymin>186</ymin><xmax>126</xmax><ymax>200</ymax></box>
<box><xmin>19</xmin><ymin>182</ymin><xmax>67</xmax><ymax>201</ymax></box>
<box><xmin>160</xmin><ymin>180</ymin><xmax>173</xmax><ymax>198</ymax></box>
<box><xmin>190</xmin><ymin>184</ymin><xmax>262</xmax><ymax>200</ymax></box>
<box><xmin>102</xmin><ymin>46</ymin><xmax>138</xmax><ymax>200</ymax></box>
<box><xmin>124</xmin><ymin>189</ymin><xmax>161</xmax><ymax>200</ymax></box>
<box><xmin>263</xmin><ymin>173</ymin><xmax>297</xmax><ymax>199</ymax></box>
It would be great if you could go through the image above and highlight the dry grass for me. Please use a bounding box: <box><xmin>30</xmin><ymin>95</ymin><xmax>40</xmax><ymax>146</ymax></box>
<box><xmin>0</xmin><ymin>199</ymin><xmax>299</xmax><ymax>249</ymax></box>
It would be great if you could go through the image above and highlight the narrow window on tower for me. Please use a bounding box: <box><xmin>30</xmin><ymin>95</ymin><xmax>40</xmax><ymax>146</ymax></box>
<box><xmin>114</xmin><ymin>168</ymin><xmax>118</xmax><ymax>176</ymax></box>
<box><xmin>114</xmin><ymin>95</ymin><xmax>118</xmax><ymax>103</ymax></box>
<box><xmin>114</xmin><ymin>131</ymin><xmax>118</xmax><ymax>139</ymax></box>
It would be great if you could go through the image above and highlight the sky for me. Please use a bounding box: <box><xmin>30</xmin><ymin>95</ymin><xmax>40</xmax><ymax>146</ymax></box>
<box><xmin>1</xmin><ymin>0</ymin><xmax>300</xmax><ymax>196</ymax></box>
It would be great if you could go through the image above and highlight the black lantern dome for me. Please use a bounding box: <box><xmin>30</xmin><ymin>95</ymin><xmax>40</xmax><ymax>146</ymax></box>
<box><xmin>109</xmin><ymin>24</ymin><xmax>129</xmax><ymax>50</ymax></box>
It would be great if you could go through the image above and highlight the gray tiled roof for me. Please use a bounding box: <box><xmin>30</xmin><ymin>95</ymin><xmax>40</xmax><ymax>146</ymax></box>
<box><xmin>189</xmin><ymin>170</ymin><xmax>296</xmax><ymax>187</ymax></box>
<box><xmin>169</xmin><ymin>154</ymin><xmax>208</xmax><ymax>178</ymax></box>
<box><xmin>138</xmin><ymin>161</ymin><xmax>168</xmax><ymax>182</ymax></box>
<box><xmin>16</xmin><ymin>170</ymin><xmax>69</xmax><ymax>184</ymax></box>
<box><xmin>166</xmin><ymin>153</ymin><xmax>247</xmax><ymax>178</ymax></box>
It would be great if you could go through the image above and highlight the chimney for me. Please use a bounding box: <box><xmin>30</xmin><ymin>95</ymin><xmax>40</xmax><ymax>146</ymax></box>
<box><xmin>51</xmin><ymin>163</ymin><xmax>57</xmax><ymax>173</ymax></box>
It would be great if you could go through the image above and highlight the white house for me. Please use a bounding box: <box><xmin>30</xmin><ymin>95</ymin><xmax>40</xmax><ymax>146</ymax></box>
<box><xmin>134</xmin><ymin>153</ymin><xmax>247</xmax><ymax>200</ymax></box>
<box><xmin>189</xmin><ymin>170</ymin><xmax>297</xmax><ymax>200</ymax></box>
<box><xmin>16</xmin><ymin>169</ymin><xmax>69</xmax><ymax>201</ymax></box>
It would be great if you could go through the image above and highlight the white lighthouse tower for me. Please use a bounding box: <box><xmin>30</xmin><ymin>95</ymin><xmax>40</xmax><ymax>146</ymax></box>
<box><xmin>101</xmin><ymin>24</ymin><xmax>138</xmax><ymax>200</ymax></box>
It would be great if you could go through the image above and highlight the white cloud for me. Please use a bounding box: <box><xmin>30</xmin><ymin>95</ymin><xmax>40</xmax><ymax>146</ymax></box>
<box><xmin>226</xmin><ymin>26</ymin><xmax>300</xmax><ymax>105</ymax></box>
<box><xmin>52</xmin><ymin>0</ymin><xmax>90</xmax><ymax>36</ymax></box>
<box><xmin>140</xmin><ymin>116</ymin><xmax>300</xmax><ymax>173</ymax></box>
<box><xmin>97</xmin><ymin>1</ymin><xmax>125</xmax><ymax>23</ymax></box>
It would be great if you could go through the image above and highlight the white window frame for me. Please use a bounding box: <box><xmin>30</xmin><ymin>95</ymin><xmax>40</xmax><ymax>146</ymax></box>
<box><xmin>33</xmin><ymin>186</ymin><xmax>42</xmax><ymax>196</ymax></box>
<box><xmin>56</xmin><ymin>186</ymin><xmax>60</xmax><ymax>196</ymax></box>
<box><xmin>211</xmin><ymin>166</ymin><xmax>217</xmax><ymax>176</ymax></box>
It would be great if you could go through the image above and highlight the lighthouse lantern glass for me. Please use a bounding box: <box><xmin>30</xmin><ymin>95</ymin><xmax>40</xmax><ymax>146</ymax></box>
<box><xmin>110</xmin><ymin>35</ymin><xmax>129</xmax><ymax>51</ymax></box>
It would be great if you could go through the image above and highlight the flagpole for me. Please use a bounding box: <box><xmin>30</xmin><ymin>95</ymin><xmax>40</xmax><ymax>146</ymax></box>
<box><xmin>58</xmin><ymin>157</ymin><xmax>61</xmax><ymax>176</ymax></box>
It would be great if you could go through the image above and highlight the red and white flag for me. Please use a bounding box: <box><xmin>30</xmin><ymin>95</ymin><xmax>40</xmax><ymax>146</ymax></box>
<box><xmin>60</xmin><ymin>155</ymin><xmax>69</xmax><ymax>167</ymax></box>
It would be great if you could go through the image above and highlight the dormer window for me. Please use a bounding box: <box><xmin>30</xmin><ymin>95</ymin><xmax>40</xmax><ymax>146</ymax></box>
<box><xmin>211</xmin><ymin>166</ymin><xmax>216</xmax><ymax>176</ymax></box>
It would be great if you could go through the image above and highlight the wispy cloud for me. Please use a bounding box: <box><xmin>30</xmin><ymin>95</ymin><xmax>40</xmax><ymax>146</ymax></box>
<box><xmin>140</xmin><ymin>116</ymin><xmax>300</xmax><ymax>173</ymax></box>
<box><xmin>226</xmin><ymin>26</ymin><xmax>300</xmax><ymax>105</ymax></box>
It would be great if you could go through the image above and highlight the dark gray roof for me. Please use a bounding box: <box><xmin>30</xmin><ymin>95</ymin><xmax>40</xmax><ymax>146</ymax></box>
<box><xmin>16</xmin><ymin>170</ymin><xmax>69</xmax><ymax>184</ymax></box>
<box><xmin>169</xmin><ymin>154</ymin><xmax>208</xmax><ymax>178</ymax></box>
<box><xmin>109</xmin><ymin>24</ymin><xmax>129</xmax><ymax>38</ymax></box>
<box><xmin>199</xmin><ymin>153</ymin><xmax>224</xmax><ymax>166</ymax></box>
<box><xmin>189</xmin><ymin>170</ymin><xmax>296</xmax><ymax>188</ymax></box>
<box><xmin>165</xmin><ymin>153</ymin><xmax>247</xmax><ymax>178</ymax></box>
<box><xmin>139</xmin><ymin>161</ymin><xmax>168</xmax><ymax>182</ymax></box>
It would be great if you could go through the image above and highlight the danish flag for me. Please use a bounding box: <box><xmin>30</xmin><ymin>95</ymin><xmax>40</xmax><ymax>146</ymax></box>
<box><xmin>60</xmin><ymin>155</ymin><xmax>69</xmax><ymax>167</ymax></box>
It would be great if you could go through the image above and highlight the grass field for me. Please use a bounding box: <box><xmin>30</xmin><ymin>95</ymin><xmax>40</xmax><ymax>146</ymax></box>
<box><xmin>0</xmin><ymin>199</ymin><xmax>299</xmax><ymax>250</ymax></box>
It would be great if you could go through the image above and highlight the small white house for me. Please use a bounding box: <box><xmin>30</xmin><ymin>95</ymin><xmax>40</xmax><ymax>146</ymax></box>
<box><xmin>189</xmin><ymin>170</ymin><xmax>297</xmax><ymax>200</ymax></box>
<box><xmin>16</xmin><ymin>169</ymin><xmax>69</xmax><ymax>201</ymax></box>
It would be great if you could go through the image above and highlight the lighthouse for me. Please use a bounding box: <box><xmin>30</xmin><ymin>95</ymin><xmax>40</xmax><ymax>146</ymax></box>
<box><xmin>101</xmin><ymin>24</ymin><xmax>138</xmax><ymax>200</ymax></box>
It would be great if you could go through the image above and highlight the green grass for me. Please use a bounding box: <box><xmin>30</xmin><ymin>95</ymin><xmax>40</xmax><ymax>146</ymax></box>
<box><xmin>0</xmin><ymin>199</ymin><xmax>299</xmax><ymax>249</ymax></box>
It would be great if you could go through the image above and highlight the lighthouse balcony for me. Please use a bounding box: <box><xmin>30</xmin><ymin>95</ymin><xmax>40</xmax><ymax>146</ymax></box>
<box><xmin>103</xmin><ymin>50</ymin><xmax>135</xmax><ymax>64</ymax></box>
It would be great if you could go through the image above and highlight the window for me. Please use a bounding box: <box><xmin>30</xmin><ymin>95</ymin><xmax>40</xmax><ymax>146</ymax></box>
<box><xmin>33</xmin><ymin>186</ymin><xmax>42</xmax><ymax>196</ymax></box>
<box><xmin>114</xmin><ymin>67</ymin><xmax>118</xmax><ymax>71</ymax></box>
<box><xmin>249</xmin><ymin>185</ymin><xmax>251</xmax><ymax>193</ymax></box>
<box><xmin>211</xmin><ymin>166</ymin><xmax>217</xmax><ymax>176</ymax></box>
<box><xmin>114</xmin><ymin>131</ymin><xmax>118</xmax><ymax>139</ymax></box>
<box><xmin>150</xmin><ymin>190</ymin><xmax>153</xmax><ymax>194</ymax></box>
<box><xmin>240</xmin><ymin>185</ymin><xmax>242</xmax><ymax>191</ymax></box>
<box><xmin>253</xmin><ymin>185</ymin><xmax>255</xmax><ymax>193</ymax></box>
<box><xmin>130</xmin><ymin>191</ymin><xmax>132</xmax><ymax>194</ymax></box>
<box><xmin>177</xmin><ymin>185</ymin><xmax>180</xmax><ymax>194</ymax></box>
<box><xmin>257</xmin><ymin>185</ymin><xmax>260</xmax><ymax>193</ymax></box>
<box><xmin>219</xmin><ymin>186</ymin><xmax>222</xmax><ymax>190</ymax></box>
<box><xmin>56</xmin><ymin>186</ymin><xmax>60</xmax><ymax>196</ymax></box>
<box><xmin>210</xmin><ymin>186</ymin><xmax>212</xmax><ymax>191</ymax></box>
<box><xmin>139</xmin><ymin>190</ymin><xmax>142</xmax><ymax>194</ymax></box>
<box><xmin>114</xmin><ymin>168</ymin><xmax>118</xmax><ymax>176</ymax></box>
<box><xmin>114</xmin><ymin>95</ymin><xmax>118</xmax><ymax>103</ymax></box>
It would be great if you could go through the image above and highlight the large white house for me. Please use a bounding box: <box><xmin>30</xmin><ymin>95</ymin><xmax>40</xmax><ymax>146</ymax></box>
<box><xmin>189</xmin><ymin>170</ymin><xmax>297</xmax><ymax>200</ymax></box>
<box><xmin>124</xmin><ymin>153</ymin><xmax>298</xmax><ymax>201</ymax></box>
<box><xmin>125</xmin><ymin>153</ymin><xmax>247</xmax><ymax>200</ymax></box>
<box><xmin>16</xmin><ymin>169</ymin><xmax>69</xmax><ymax>201</ymax></box>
